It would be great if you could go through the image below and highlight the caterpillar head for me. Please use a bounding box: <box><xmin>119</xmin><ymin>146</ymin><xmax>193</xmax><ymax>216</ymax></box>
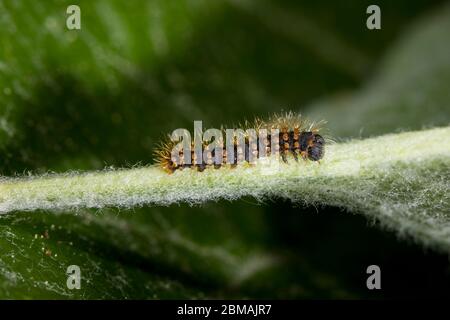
<box><xmin>300</xmin><ymin>132</ymin><xmax>325</xmax><ymax>161</ymax></box>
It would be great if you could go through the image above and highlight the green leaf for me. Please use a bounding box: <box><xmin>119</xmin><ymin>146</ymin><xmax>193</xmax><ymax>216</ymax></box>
<box><xmin>0</xmin><ymin>1</ymin><xmax>449</xmax><ymax>299</ymax></box>
<box><xmin>308</xmin><ymin>4</ymin><xmax>450</xmax><ymax>137</ymax></box>
<box><xmin>2</xmin><ymin>127</ymin><xmax>449</xmax><ymax>251</ymax></box>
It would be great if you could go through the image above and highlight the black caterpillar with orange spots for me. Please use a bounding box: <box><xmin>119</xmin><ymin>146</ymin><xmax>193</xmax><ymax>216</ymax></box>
<box><xmin>155</xmin><ymin>112</ymin><xmax>326</xmax><ymax>173</ymax></box>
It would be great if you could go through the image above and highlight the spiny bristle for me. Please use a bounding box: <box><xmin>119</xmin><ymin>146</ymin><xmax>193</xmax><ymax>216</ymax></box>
<box><xmin>266</xmin><ymin>112</ymin><xmax>326</xmax><ymax>133</ymax></box>
<box><xmin>234</xmin><ymin>112</ymin><xmax>326</xmax><ymax>133</ymax></box>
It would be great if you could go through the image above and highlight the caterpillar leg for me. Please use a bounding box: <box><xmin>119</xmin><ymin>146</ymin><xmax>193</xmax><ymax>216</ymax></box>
<box><xmin>281</xmin><ymin>152</ymin><xmax>288</xmax><ymax>163</ymax></box>
<box><xmin>291</xmin><ymin>149</ymin><xmax>299</xmax><ymax>162</ymax></box>
<box><xmin>300</xmin><ymin>150</ymin><xmax>308</xmax><ymax>160</ymax></box>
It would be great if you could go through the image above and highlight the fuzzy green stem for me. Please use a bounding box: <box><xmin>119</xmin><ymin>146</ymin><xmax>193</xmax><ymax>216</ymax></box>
<box><xmin>1</xmin><ymin>127</ymin><xmax>449</xmax><ymax>249</ymax></box>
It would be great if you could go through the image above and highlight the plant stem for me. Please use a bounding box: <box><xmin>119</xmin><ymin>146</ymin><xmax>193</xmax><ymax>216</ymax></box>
<box><xmin>1</xmin><ymin>127</ymin><xmax>449</xmax><ymax>249</ymax></box>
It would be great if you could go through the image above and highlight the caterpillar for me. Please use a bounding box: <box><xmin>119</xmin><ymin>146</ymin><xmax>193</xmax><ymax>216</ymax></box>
<box><xmin>154</xmin><ymin>112</ymin><xmax>326</xmax><ymax>173</ymax></box>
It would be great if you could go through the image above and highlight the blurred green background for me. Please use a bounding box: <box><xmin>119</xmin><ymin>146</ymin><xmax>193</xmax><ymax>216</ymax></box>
<box><xmin>0</xmin><ymin>0</ymin><xmax>449</xmax><ymax>298</ymax></box>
